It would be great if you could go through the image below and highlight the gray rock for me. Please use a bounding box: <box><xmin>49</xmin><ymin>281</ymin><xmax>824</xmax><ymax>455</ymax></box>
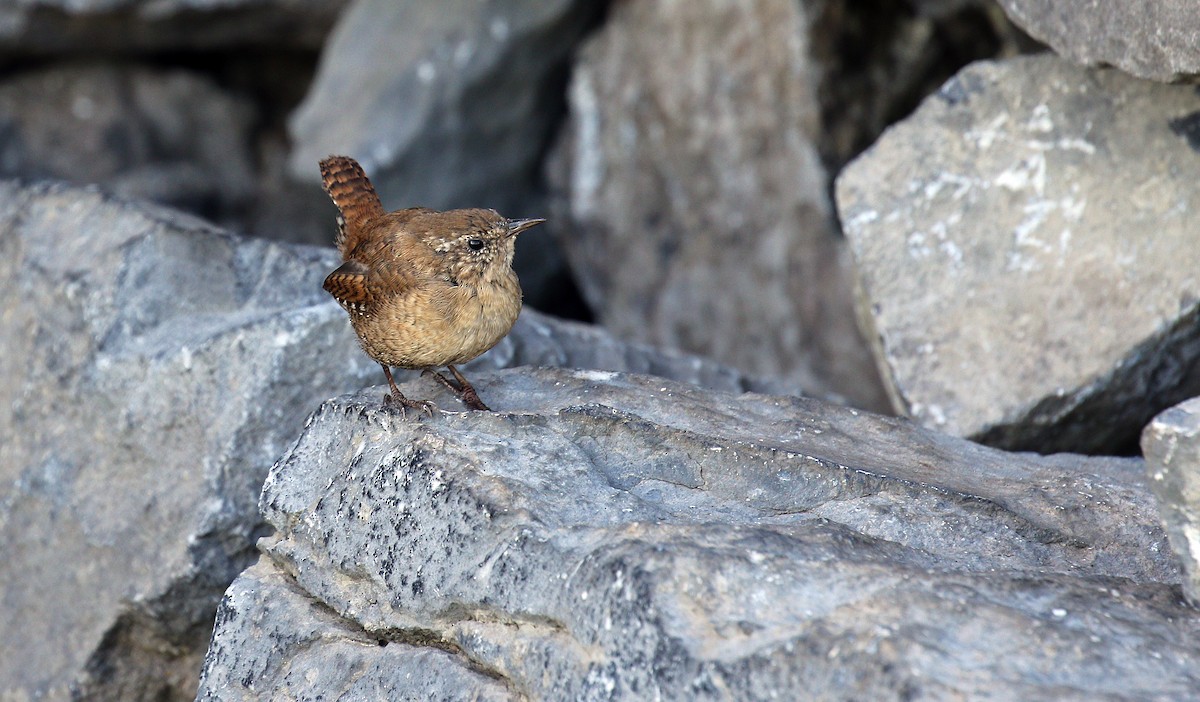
<box><xmin>0</xmin><ymin>64</ymin><xmax>256</xmax><ymax>230</ymax></box>
<box><xmin>836</xmin><ymin>55</ymin><xmax>1200</xmax><ymax>454</ymax></box>
<box><xmin>0</xmin><ymin>180</ymin><xmax>815</xmax><ymax>700</ymax></box>
<box><xmin>472</xmin><ymin>312</ymin><xmax>752</xmax><ymax>396</ymax></box>
<box><xmin>0</xmin><ymin>180</ymin><xmax>377</xmax><ymax>701</ymax></box>
<box><xmin>550</xmin><ymin>0</ymin><xmax>888</xmax><ymax>412</ymax></box>
<box><xmin>197</xmin><ymin>560</ymin><xmax>513</xmax><ymax>701</ymax></box>
<box><xmin>1142</xmin><ymin>397</ymin><xmax>1200</xmax><ymax>607</ymax></box>
<box><xmin>996</xmin><ymin>0</ymin><xmax>1200</xmax><ymax>82</ymax></box>
<box><xmin>200</xmin><ymin>367</ymin><xmax>1199</xmax><ymax>700</ymax></box>
<box><xmin>0</xmin><ymin>0</ymin><xmax>345</xmax><ymax>53</ymax></box>
<box><xmin>287</xmin><ymin>0</ymin><xmax>599</xmax><ymax>220</ymax></box>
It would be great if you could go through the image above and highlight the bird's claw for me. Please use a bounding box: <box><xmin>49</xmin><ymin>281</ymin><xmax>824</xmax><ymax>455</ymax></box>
<box><xmin>383</xmin><ymin>392</ymin><xmax>437</xmax><ymax>418</ymax></box>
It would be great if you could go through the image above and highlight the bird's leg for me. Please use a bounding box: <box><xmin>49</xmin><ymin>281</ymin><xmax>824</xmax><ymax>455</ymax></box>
<box><xmin>423</xmin><ymin>366</ymin><xmax>490</xmax><ymax>411</ymax></box>
<box><xmin>447</xmin><ymin>365</ymin><xmax>490</xmax><ymax>411</ymax></box>
<box><xmin>380</xmin><ymin>364</ymin><xmax>435</xmax><ymax>417</ymax></box>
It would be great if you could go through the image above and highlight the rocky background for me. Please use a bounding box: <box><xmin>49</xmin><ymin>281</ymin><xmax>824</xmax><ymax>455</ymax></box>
<box><xmin>2</xmin><ymin>1</ymin><xmax>1199</xmax><ymax>701</ymax></box>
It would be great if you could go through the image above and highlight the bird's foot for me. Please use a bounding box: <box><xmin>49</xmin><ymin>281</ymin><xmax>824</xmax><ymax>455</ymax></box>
<box><xmin>383</xmin><ymin>391</ymin><xmax>437</xmax><ymax>418</ymax></box>
<box><xmin>456</xmin><ymin>384</ymin><xmax>490</xmax><ymax>411</ymax></box>
<box><xmin>424</xmin><ymin>367</ymin><xmax>491</xmax><ymax>411</ymax></box>
<box><xmin>380</xmin><ymin>363</ymin><xmax>436</xmax><ymax>418</ymax></box>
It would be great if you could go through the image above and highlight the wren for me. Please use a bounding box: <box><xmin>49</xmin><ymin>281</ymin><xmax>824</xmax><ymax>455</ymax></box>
<box><xmin>319</xmin><ymin>155</ymin><xmax>543</xmax><ymax>413</ymax></box>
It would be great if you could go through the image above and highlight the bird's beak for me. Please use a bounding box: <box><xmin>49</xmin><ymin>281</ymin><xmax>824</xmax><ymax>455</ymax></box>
<box><xmin>506</xmin><ymin>218</ymin><xmax>546</xmax><ymax>237</ymax></box>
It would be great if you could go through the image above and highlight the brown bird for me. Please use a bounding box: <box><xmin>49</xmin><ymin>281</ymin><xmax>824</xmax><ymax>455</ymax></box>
<box><xmin>319</xmin><ymin>155</ymin><xmax>543</xmax><ymax>413</ymax></box>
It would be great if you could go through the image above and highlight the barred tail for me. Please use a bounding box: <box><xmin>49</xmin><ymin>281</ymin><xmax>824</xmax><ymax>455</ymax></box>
<box><xmin>319</xmin><ymin>155</ymin><xmax>385</xmax><ymax>255</ymax></box>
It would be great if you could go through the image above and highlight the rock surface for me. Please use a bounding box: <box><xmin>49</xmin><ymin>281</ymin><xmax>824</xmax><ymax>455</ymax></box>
<box><xmin>0</xmin><ymin>64</ymin><xmax>256</xmax><ymax>230</ymax></box>
<box><xmin>0</xmin><ymin>180</ymin><xmax>816</xmax><ymax>701</ymax></box>
<box><xmin>0</xmin><ymin>181</ymin><xmax>376</xmax><ymax>702</ymax></box>
<box><xmin>198</xmin><ymin>560</ymin><xmax>514</xmax><ymax>701</ymax></box>
<box><xmin>200</xmin><ymin>367</ymin><xmax>1197</xmax><ymax>700</ymax></box>
<box><xmin>836</xmin><ymin>55</ymin><xmax>1200</xmax><ymax>454</ymax></box>
<box><xmin>1142</xmin><ymin>397</ymin><xmax>1200</xmax><ymax>607</ymax></box>
<box><xmin>0</xmin><ymin>0</ymin><xmax>345</xmax><ymax>53</ymax></box>
<box><xmin>550</xmin><ymin>0</ymin><xmax>887</xmax><ymax>412</ymax></box>
<box><xmin>288</xmin><ymin>0</ymin><xmax>598</xmax><ymax>216</ymax></box>
<box><xmin>996</xmin><ymin>0</ymin><xmax>1200</xmax><ymax>82</ymax></box>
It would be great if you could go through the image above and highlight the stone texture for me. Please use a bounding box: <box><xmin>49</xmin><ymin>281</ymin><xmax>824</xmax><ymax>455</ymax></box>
<box><xmin>0</xmin><ymin>181</ymin><xmax>377</xmax><ymax>702</ymax></box>
<box><xmin>0</xmin><ymin>180</ymin><xmax>823</xmax><ymax>700</ymax></box>
<box><xmin>0</xmin><ymin>0</ymin><xmax>345</xmax><ymax>53</ymax></box>
<box><xmin>836</xmin><ymin>55</ymin><xmax>1200</xmax><ymax>454</ymax></box>
<box><xmin>200</xmin><ymin>367</ymin><xmax>1198</xmax><ymax>700</ymax></box>
<box><xmin>288</xmin><ymin>0</ymin><xmax>599</xmax><ymax>213</ymax></box>
<box><xmin>197</xmin><ymin>560</ymin><xmax>513</xmax><ymax>701</ymax></box>
<box><xmin>470</xmin><ymin>308</ymin><xmax>783</xmax><ymax>400</ymax></box>
<box><xmin>1142</xmin><ymin>397</ymin><xmax>1200</xmax><ymax>607</ymax></box>
<box><xmin>0</xmin><ymin>64</ymin><xmax>256</xmax><ymax>231</ymax></box>
<box><xmin>996</xmin><ymin>0</ymin><xmax>1200</xmax><ymax>83</ymax></box>
<box><xmin>550</xmin><ymin>0</ymin><xmax>888</xmax><ymax>412</ymax></box>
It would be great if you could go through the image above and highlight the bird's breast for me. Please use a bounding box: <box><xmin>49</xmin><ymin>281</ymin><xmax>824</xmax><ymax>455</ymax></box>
<box><xmin>352</xmin><ymin>275</ymin><xmax>521</xmax><ymax>369</ymax></box>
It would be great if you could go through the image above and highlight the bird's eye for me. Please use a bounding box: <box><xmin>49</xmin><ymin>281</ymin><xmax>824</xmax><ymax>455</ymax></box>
<box><xmin>467</xmin><ymin>238</ymin><xmax>484</xmax><ymax>251</ymax></box>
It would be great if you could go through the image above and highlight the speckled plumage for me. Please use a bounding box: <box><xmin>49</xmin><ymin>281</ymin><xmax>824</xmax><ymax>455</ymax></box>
<box><xmin>319</xmin><ymin>155</ymin><xmax>543</xmax><ymax>411</ymax></box>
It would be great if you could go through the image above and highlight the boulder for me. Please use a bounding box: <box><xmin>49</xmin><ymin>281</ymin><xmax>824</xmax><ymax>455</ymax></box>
<box><xmin>0</xmin><ymin>64</ymin><xmax>256</xmax><ymax>230</ymax></box>
<box><xmin>996</xmin><ymin>0</ymin><xmax>1200</xmax><ymax>82</ymax></box>
<box><xmin>1142</xmin><ymin>397</ymin><xmax>1200</xmax><ymax>607</ymax></box>
<box><xmin>836</xmin><ymin>55</ymin><xmax>1200</xmax><ymax>454</ymax></box>
<box><xmin>199</xmin><ymin>367</ymin><xmax>1198</xmax><ymax>700</ymax></box>
<box><xmin>549</xmin><ymin>0</ymin><xmax>887</xmax><ymax>412</ymax></box>
<box><xmin>0</xmin><ymin>0</ymin><xmax>345</xmax><ymax>53</ymax></box>
<box><xmin>0</xmin><ymin>180</ymin><xmax>805</xmax><ymax>700</ymax></box>
<box><xmin>0</xmin><ymin>181</ymin><xmax>375</xmax><ymax>701</ymax></box>
<box><xmin>289</xmin><ymin>0</ymin><xmax>600</xmax><ymax>213</ymax></box>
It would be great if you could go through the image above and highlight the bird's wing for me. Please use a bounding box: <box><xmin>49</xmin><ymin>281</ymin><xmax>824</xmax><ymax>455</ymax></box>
<box><xmin>323</xmin><ymin>257</ymin><xmax>424</xmax><ymax>319</ymax></box>
<box><xmin>324</xmin><ymin>260</ymin><xmax>377</xmax><ymax>318</ymax></box>
<box><xmin>319</xmin><ymin>156</ymin><xmax>386</xmax><ymax>256</ymax></box>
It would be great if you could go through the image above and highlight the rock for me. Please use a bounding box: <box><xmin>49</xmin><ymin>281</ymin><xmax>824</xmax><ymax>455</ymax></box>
<box><xmin>288</xmin><ymin>0</ymin><xmax>599</xmax><ymax>213</ymax></box>
<box><xmin>836</xmin><ymin>55</ymin><xmax>1200</xmax><ymax>454</ymax></box>
<box><xmin>550</xmin><ymin>0</ymin><xmax>888</xmax><ymax>412</ymax></box>
<box><xmin>0</xmin><ymin>180</ymin><xmax>819</xmax><ymax>700</ymax></box>
<box><xmin>996</xmin><ymin>0</ymin><xmax>1200</xmax><ymax>82</ymax></box>
<box><xmin>471</xmin><ymin>309</ymin><xmax>779</xmax><ymax>399</ymax></box>
<box><xmin>1142</xmin><ymin>398</ymin><xmax>1200</xmax><ymax>607</ymax></box>
<box><xmin>197</xmin><ymin>560</ymin><xmax>513</xmax><ymax>701</ymax></box>
<box><xmin>0</xmin><ymin>63</ymin><xmax>257</xmax><ymax>231</ymax></box>
<box><xmin>0</xmin><ymin>181</ymin><xmax>378</xmax><ymax>701</ymax></box>
<box><xmin>0</xmin><ymin>0</ymin><xmax>345</xmax><ymax>53</ymax></box>
<box><xmin>199</xmin><ymin>367</ymin><xmax>1198</xmax><ymax>699</ymax></box>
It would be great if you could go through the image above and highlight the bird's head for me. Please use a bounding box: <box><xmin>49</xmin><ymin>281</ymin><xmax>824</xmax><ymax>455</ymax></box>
<box><xmin>417</xmin><ymin>208</ymin><xmax>544</xmax><ymax>286</ymax></box>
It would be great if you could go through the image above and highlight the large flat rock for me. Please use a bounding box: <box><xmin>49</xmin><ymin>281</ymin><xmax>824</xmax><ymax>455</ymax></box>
<box><xmin>836</xmin><ymin>55</ymin><xmax>1200</xmax><ymax>454</ymax></box>
<box><xmin>0</xmin><ymin>179</ymin><xmax>804</xmax><ymax>700</ymax></box>
<box><xmin>199</xmin><ymin>367</ymin><xmax>1198</xmax><ymax>700</ymax></box>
